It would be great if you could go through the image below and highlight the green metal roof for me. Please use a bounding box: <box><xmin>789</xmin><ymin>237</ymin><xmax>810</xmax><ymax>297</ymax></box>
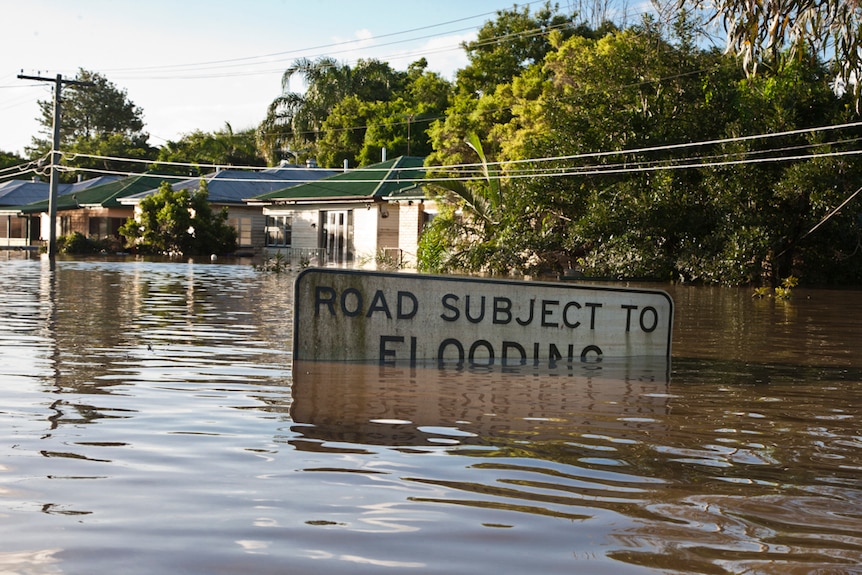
<box><xmin>17</xmin><ymin>173</ymin><xmax>172</xmax><ymax>214</ymax></box>
<box><xmin>255</xmin><ymin>156</ymin><xmax>427</xmax><ymax>202</ymax></box>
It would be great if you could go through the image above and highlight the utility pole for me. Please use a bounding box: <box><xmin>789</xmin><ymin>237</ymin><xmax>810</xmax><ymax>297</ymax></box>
<box><xmin>18</xmin><ymin>73</ymin><xmax>94</xmax><ymax>257</ymax></box>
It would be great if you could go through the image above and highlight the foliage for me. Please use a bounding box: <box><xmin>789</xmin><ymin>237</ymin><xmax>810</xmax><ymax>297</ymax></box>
<box><xmin>0</xmin><ymin>150</ymin><xmax>27</xmax><ymax>182</ymax></box>
<box><xmin>753</xmin><ymin>276</ymin><xmax>799</xmax><ymax>300</ymax></box>
<box><xmin>684</xmin><ymin>0</ymin><xmax>862</xmax><ymax>106</ymax></box>
<box><xmin>57</xmin><ymin>232</ymin><xmax>124</xmax><ymax>255</ymax></box>
<box><xmin>456</xmin><ymin>1</ymin><xmax>586</xmax><ymax>96</ymax></box>
<box><xmin>0</xmin><ymin>150</ymin><xmax>25</xmax><ymax>169</ymax></box>
<box><xmin>264</xmin><ymin>57</ymin><xmax>452</xmax><ymax>168</ymax></box>
<box><xmin>119</xmin><ymin>181</ymin><xmax>237</xmax><ymax>256</ymax></box>
<box><xmin>64</xmin><ymin>132</ymin><xmax>156</xmax><ymax>177</ymax></box>
<box><xmin>253</xmin><ymin>252</ymin><xmax>309</xmax><ymax>273</ymax></box>
<box><xmin>258</xmin><ymin>57</ymin><xmax>406</xmax><ymax>165</ymax></box>
<box><xmin>421</xmin><ymin>8</ymin><xmax>862</xmax><ymax>285</ymax></box>
<box><xmin>155</xmin><ymin>123</ymin><xmax>265</xmax><ymax>176</ymax></box>
<box><xmin>28</xmin><ymin>68</ymin><xmax>155</xmax><ymax>179</ymax></box>
<box><xmin>316</xmin><ymin>95</ymin><xmax>377</xmax><ymax>168</ymax></box>
<box><xmin>419</xmin><ymin>133</ymin><xmax>532</xmax><ymax>275</ymax></box>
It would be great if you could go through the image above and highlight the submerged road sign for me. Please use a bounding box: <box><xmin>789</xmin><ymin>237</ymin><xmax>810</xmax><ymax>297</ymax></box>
<box><xmin>293</xmin><ymin>269</ymin><xmax>673</xmax><ymax>364</ymax></box>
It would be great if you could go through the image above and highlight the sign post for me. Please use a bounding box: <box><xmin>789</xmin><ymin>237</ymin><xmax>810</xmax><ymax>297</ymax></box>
<box><xmin>294</xmin><ymin>269</ymin><xmax>673</xmax><ymax>365</ymax></box>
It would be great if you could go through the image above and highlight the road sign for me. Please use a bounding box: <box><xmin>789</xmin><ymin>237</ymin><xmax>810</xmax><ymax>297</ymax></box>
<box><xmin>293</xmin><ymin>269</ymin><xmax>673</xmax><ymax>364</ymax></box>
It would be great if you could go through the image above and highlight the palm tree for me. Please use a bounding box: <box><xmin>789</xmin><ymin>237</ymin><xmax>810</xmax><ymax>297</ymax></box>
<box><xmin>258</xmin><ymin>57</ymin><xmax>351</xmax><ymax>164</ymax></box>
<box><xmin>420</xmin><ymin>133</ymin><xmax>512</xmax><ymax>273</ymax></box>
<box><xmin>257</xmin><ymin>57</ymin><xmax>404</xmax><ymax>165</ymax></box>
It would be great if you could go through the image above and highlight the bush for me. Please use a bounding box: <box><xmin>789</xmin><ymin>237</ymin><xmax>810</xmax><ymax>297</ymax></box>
<box><xmin>57</xmin><ymin>233</ymin><xmax>126</xmax><ymax>255</ymax></box>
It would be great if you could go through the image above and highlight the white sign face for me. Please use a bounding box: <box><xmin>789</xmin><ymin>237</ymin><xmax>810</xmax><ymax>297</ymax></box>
<box><xmin>293</xmin><ymin>269</ymin><xmax>673</xmax><ymax>364</ymax></box>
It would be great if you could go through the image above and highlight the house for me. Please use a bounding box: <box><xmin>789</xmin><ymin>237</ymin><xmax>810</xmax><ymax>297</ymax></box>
<box><xmin>119</xmin><ymin>166</ymin><xmax>338</xmax><ymax>255</ymax></box>
<box><xmin>0</xmin><ymin>175</ymin><xmax>122</xmax><ymax>248</ymax></box>
<box><xmin>17</xmin><ymin>173</ymin><xmax>164</xmax><ymax>244</ymax></box>
<box><xmin>249</xmin><ymin>156</ymin><xmax>433</xmax><ymax>268</ymax></box>
<box><xmin>1</xmin><ymin>165</ymin><xmax>338</xmax><ymax>253</ymax></box>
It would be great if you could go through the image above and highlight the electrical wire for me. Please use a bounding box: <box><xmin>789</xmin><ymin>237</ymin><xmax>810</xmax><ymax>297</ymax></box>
<box><xmin>499</xmin><ymin>136</ymin><xmax>862</xmax><ymax>177</ymax></box>
<box><xmin>57</xmin><ymin>144</ymin><xmax>862</xmax><ymax>187</ymax></box>
<box><xmin>57</xmin><ymin>121</ymin><xmax>862</xmax><ymax>184</ymax></box>
<box><xmin>100</xmin><ymin>3</ymin><xmax>546</xmax><ymax>77</ymax></box>
<box><xmin>0</xmin><ymin>160</ymin><xmax>40</xmax><ymax>177</ymax></box>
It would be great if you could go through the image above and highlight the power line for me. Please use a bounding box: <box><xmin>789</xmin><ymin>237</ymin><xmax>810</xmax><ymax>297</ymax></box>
<box><xmin>97</xmin><ymin>1</ymin><xmax>627</xmax><ymax>84</ymax></box>
<box><xmin>57</xmin><ymin>144</ymin><xmax>862</xmax><ymax>186</ymax></box>
<box><xmin>0</xmin><ymin>159</ymin><xmax>41</xmax><ymax>177</ymax></box>
<box><xmin>803</xmin><ymin>185</ymin><xmax>862</xmax><ymax>239</ymax></box>
<box><xmin>58</xmin><ymin>121</ymin><xmax>862</xmax><ymax>183</ymax></box>
<box><xmin>100</xmin><ymin>4</ymin><xmax>536</xmax><ymax>77</ymax></box>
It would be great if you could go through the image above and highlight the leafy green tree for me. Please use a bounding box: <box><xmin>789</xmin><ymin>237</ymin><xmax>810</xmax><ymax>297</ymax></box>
<box><xmin>429</xmin><ymin>3</ymin><xmax>613</xmax><ymax>169</ymax></box>
<box><xmin>258</xmin><ymin>57</ymin><xmax>405</xmax><ymax>164</ymax></box>
<box><xmin>783</xmin><ymin>156</ymin><xmax>862</xmax><ymax>285</ymax></box>
<box><xmin>0</xmin><ymin>150</ymin><xmax>27</xmax><ymax>182</ymax></box>
<box><xmin>316</xmin><ymin>95</ymin><xmax>376</xmax><ymax>168</ymax></box>
<box><xmin>695</xmin><ymin>54</ymin><xmax>859</xmax><ymax>285</ymax></box>
<box><xmin>356</xmin><ymin>99</ymin><xmax>414</xmax><ymax>165</ymax></box>
<box><xmin>356</xmin><ymin>61</ymin><xmax>453</xmax><ymax>164</ymax></box>
<box><xmin>419</xmin><ymin>133</ymin><xmax>524</xmax><ymax>274</ymax></box>
<box><xmin>308</xmin><ymin>58</ymin><xmax>452</xmax><ymax>168</ymax></box>
<box><xmin>456</xmin><ymin>2</ymin><xmax>585</xmax><ymax>96</ymax></box>
<box><xmin>425</xmin><ymin>9</ymin><xmax>862</xmax><ymax>285</ymax></box>
<box><xmin>429</xmin><ymin>16</ymin><xmax>730</xmax><ymax>278</ymax></box>
<box><xmin>0</xmin><ymin>150</ymin><xmax>25</xmax><ymax>168</ymax></box>
<box><xmin>426</xmin><ymin>82</ymin><xmax>518</xmax><ymax>168</ymax></box>
<box><xmin>685</xmin><ymin>0</ymin><xmax>862</xmax><ymax>105</ymax></box>
<box><xmin>156</xmin><ymin>123</ymin><xmax>265</xmax><ymax>176</ymax></box>
<box><xmin>119</xmin><ymin>181</ymin><xmax>237</xmax><ymax>256</ymax></box>
<box><xmin>517</xmin><ymin>16</ymin><xmax>744</xmax><ymax>280</ymax></box>
<box><xmin>404</xmin><ymin>59</ymin><xmax>452</xmax><ymax>114</ymax></box>
<box><xmin>28</xmin><ymin>68</ymin><xmax>155</xmax><ymax>178</ymax></box>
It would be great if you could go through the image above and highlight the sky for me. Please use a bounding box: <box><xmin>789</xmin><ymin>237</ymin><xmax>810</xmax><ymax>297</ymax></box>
<box><xmin>0</xmin><ymin>0</ymin><xmax>543</xmax><ymax>157</ymax></box>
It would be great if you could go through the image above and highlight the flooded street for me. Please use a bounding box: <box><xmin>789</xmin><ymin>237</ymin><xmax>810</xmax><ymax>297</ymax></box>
<box><xmin>1</xmin><ymin>254</ymin><xmax>861</xmax><ymax>574</ymax></box>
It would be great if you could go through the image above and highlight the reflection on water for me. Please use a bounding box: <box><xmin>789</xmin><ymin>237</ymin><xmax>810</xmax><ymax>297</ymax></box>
<box><xmin>290</xmin><ymin>359</ymin><xmax>670</xmax><ymax>447</ymax></box>
<box><xmin>666</xmin><ymin>283</ymin><xmax>862</xmax><ymax>368</ymax></box>
<box><xmin>1</xmin><ymin>254</ymin><xmax>861</xmax><ymax>574</ymax></box>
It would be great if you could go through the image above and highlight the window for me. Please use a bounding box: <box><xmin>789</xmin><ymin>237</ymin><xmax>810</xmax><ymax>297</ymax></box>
<box><xmin>60</xmin><ymin>216</ymin><xmax>73</xmax><ymax>237</ymax></box>
<box><xmin>265</xmin><ymin>215</ymin><xmax>292</xmax><ymax>247</ymax></box>
<box><xmin>88</xmin><ymin>217</ymin><xmax>127</xmax><ymax>238</ymax></box>
<box><xmin>229</xmin><ymin>216</ymin><xmax>253</xmax><ymax>247</ymax></box>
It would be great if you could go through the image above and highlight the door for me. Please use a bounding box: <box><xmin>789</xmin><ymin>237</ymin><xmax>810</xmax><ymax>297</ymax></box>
<box><xmin>321</xmin><ymin>210</ymin><xmax>353</xmax><ymax>264</ymax></box>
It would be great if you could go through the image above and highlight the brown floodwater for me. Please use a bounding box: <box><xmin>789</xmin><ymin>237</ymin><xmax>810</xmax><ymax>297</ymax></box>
<box><xmin>0</xmin><ymin>253</ymin><xmax>860</xmax><ymax>574</ymax></box>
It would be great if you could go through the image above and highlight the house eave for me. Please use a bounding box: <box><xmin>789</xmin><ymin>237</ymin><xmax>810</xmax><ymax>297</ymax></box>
<box><xmin>267</xmin><ymin>195</ymin><xmax>383</xmax><ymax>206</ymax></box>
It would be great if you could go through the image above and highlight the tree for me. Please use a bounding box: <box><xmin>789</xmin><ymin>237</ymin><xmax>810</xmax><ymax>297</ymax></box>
<box><xmin>456</xmin><ymin>2</ymin><xmax>585</xmax><ymax>96</ymax></box>
<box><xmin>694</xmin><ymin>54</ymin><xmax>859</xmax><ymax>285</ymax></box>
<box><xmin>513</xmin><ymin>16</ymin><xmax>745</xmax><ymax>280</ymax></box>
<box><xmin>419</xmin><ymin>133</ymin><xmax>521</xmax><ymax>274</ymax></box>
<box><xmin>28</xmin><ymin>68</ymin><xmax>155</xmax><ymax>178</ymax></box>
<box><xmin>315</xmin><ymin>58</ymin><xmax>452</xmax><ymax>168</ymax></box>
<box><xmin>425</xmin><ymin>9</ymin><xmax>862</xmax><ymax>285</ymax></box>
<box><xmin>429</xmin><ymin>4</ymin><xmax>614</xmax><ymax>169</ymax></box>
<box><xmin>119</xmin><ymin>181</ymin><xmax>237</xmax><ymax>256</ymax></box>
<box><xmin>0</xmin><ymin>150</ymin><xmax>27</xmax><ymax>182</ymax></box>
<box><xmin>258</xmin><ymin>57</ymin><xmax>405</xmax><ymax>165</ymax></box>
<box><xmin>684</xmin><ymin>0</ymin><xmax>862</xmax><ymax>105</ymax></box>
<box><xmin>156</xmin><ymin>123</ymin><xmax>265</xmax><ymax>176</ymax></box>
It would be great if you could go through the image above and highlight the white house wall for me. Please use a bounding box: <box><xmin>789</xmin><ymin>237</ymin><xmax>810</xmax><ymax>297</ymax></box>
<box><xmin>263</xmin><ymin>199</ymin><xmax>432</xmax><ymax>268</ymax></box>
<box><xmin>394</xmin><ymin>201</ymin><xmax>424</xmax><ymax>269</ymax></box>
<box><xmin>376</xmin><ymin>203</ymin><xmax>400</xmax><ymax>256</ymax></box>
<box><xmin>350</xmin><ymin>204</ymin><xmax>379</xmax><ymax>266</ymax></box>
